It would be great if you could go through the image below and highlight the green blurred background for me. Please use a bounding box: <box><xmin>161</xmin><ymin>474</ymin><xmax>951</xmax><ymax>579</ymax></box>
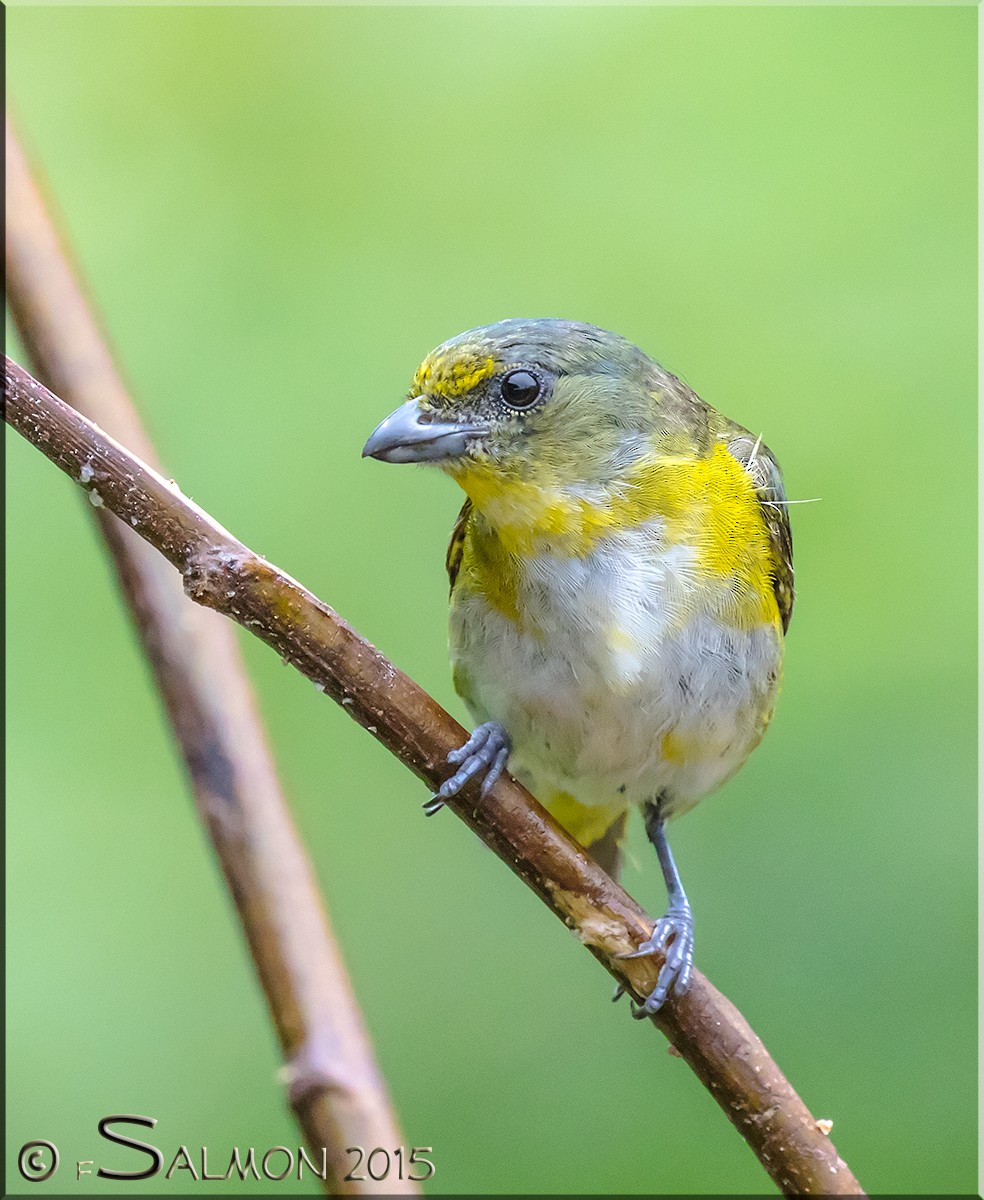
<box><xmin>5</xmin><ymin>6</ymin><xmax>977</xmax><ymax>1196</ymax></box>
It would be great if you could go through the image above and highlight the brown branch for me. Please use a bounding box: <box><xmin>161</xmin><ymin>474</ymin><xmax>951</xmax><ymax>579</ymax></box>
<box><xmin>5</xmin><ymin>118</ymin><xmax>416</xmax><ymax>1197</ymax></box>
<box><xmin>4</xmin><ymin>354</ymin><xmax>865</xmax><ymax>1198</ymax></box>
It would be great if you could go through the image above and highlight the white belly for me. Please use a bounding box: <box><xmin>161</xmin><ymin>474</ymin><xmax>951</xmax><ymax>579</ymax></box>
<box><xmin>449</xmin><ymin>529</ymin><xmax>782</xmax><ymax>821</ymax></box>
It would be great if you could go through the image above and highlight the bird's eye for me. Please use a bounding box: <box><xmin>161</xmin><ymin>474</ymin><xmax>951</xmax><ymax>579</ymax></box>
<box><xmin>500</xmin><ymin>370</ymin><xmax>542</xmax><ymax>410</ymax></box>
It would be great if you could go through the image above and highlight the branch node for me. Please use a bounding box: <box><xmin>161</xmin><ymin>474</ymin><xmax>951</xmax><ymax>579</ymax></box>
<box><xmin>279</xmin><ymin>1032</ymin><xmax>362</xmax><ymax>1106</ymax></box>
<box><xmin>183</xmin><ymin>545</ymin><xmax>261</xmax><ymax>610</ymax></box>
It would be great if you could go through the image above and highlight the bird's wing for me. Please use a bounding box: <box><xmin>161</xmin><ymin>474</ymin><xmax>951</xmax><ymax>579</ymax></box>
<box><xmin>727</xmin><ymin>431</ymin><xmax>795</xmax><ymax>633</ymax></box>
<box><xmin>446</xmin><ymin>497</ymin><xmax>473</xmax><ymax>595</ymax></box>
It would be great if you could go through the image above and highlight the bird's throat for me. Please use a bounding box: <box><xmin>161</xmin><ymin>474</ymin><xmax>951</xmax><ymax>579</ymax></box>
<box><xmin>449</xmin><ymin>463</ymin><xmax>606</xmax><ymax>557</ymax></box>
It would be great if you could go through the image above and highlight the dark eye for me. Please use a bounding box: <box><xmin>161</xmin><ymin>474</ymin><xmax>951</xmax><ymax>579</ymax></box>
<box><xmin>500</xmin><ymin>369</ymin><xmax>542</xmax><ymax>410</ymax></box>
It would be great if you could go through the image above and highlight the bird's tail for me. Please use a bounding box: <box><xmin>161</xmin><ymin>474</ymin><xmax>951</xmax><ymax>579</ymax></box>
<box><xmin>587</xmin><ymin>811</ymin><xmax>628</xmax><ymax>882</ymax></box>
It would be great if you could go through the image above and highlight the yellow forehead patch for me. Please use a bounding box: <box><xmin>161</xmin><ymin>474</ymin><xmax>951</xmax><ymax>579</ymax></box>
<box><xmin>413</xmin><ymin>352</ymin><xmax>496</xmax><ymax>401</ymax></box>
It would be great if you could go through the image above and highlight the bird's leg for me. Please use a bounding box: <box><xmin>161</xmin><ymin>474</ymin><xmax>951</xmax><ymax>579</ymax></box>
<box><xmin>422</xmin><ymin>721</ymin><xmax>511</xmax><ymax>815</ymax></box>
<box><xmin>620</xmin><ymin>799</ymin><xmax>694</xmax><ymax>1015</ymax></box>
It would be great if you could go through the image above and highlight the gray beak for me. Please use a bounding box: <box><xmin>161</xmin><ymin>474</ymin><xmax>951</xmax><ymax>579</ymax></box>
<box><xmin>362</xmin><ymin>398</ymin><xmax>486</xmax><ymax>464</ymax></box>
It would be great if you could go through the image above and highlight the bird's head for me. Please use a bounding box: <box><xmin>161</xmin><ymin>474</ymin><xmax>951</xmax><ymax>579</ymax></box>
<box><xmin>363</xmin><ymin>319</ymin><xmax>686</xmax><ymax>496</ymax></box>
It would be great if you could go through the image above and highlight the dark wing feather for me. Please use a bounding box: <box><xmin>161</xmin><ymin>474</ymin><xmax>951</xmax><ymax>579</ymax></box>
<box><xmin>446</xmin><ymin>498</ymin><xmax>473</xmax><ymax>595</ymax></box>
<box><xmin>727</xmin><ymin>432</ymin><xmax>795</xmax><ymax>633</ymax></box>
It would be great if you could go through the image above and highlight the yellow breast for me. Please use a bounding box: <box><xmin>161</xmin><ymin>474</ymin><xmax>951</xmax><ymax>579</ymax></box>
<box><xmin>451</xmin><ymin>440</ymin><xmax>780</xmax><ymax>632</ymax></box>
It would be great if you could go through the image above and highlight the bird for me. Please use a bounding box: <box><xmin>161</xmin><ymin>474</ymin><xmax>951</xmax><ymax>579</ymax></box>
<box><xmin>362</xmin><ymin>318</ymin><xmax>793</xmax><ymax>1014</ymax></box>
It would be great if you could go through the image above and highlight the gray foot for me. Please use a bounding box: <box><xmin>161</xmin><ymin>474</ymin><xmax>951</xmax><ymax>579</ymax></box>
<box><xmin>423</xmin><ymin>722</ymin><xmax>511</xmax><ymax>816</ymax></box>
<box><xmin>619</xmin><ymin>904</ymin><xmax>694</xmax><ymax>1016</ymax></box>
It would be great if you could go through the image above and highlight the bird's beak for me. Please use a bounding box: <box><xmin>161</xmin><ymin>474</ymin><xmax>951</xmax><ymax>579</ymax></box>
<box><xmin>362</xmin><ymin>398</ymin><xmax>486</xmax><ymax>464</ymax></box>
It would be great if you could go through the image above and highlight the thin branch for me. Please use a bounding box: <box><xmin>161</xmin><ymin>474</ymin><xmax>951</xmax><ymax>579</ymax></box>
<box><xmin>5</xmin><ymin>118</ymin><xmax>416</xmax><ymax>1197</ymax></box>
<box><xmin>4</xmin><ymin>355</ymin><xmax>866</xmax><ymax>1198</ymax></box>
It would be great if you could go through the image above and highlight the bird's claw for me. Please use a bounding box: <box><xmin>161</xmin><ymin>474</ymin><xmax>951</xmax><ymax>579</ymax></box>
<box><xmin>618</xmin><ymin>906</ymin><xmax>694</xmax><ymax>1015</ymax></box>
<box><xmin>612</xmin><ymin>980</ymin><xmax>654</xmax><ymax>1020</ymax></box>
<box><xmin>429</xmin><ymin>722</ymin><xmax>511</xmax><ymax>810</ymax></box>
<box><xmin>612</xmin><ymin>983</ymin><xmax>653</xmax><ymax>1021</ymax></box>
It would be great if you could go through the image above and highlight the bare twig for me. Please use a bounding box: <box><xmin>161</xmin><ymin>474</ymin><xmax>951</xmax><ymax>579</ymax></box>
<box><xmin>4</xmin><ymin>355</ymin><xmax>866</xmax><ymax>1198</ymax></box>
<box><xmin>5</xmin><ymin>119</ymin><xmax>416</xmax><ymax>1197</ymax></box>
